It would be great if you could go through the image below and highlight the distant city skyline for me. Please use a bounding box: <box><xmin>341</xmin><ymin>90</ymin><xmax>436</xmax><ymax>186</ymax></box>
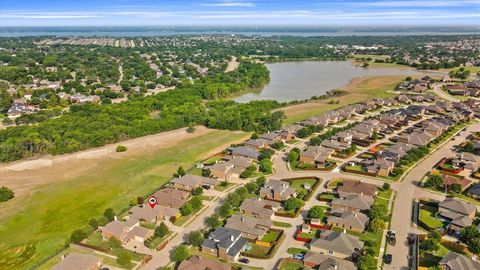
<box><xmin>1</xmin><ymin>0</ymin><xmax>480</xmax><ymax>27</ymax></box>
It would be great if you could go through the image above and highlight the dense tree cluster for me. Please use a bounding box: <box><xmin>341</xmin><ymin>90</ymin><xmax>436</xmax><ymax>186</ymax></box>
<box><xmin>0</xmin><ymin>61</ymin><xmax>283</xmax><ymax>162</ymax></box>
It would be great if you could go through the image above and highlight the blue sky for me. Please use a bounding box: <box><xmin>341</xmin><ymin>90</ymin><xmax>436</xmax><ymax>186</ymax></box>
<box><xmin>1</xmin><ymin>0</ymin><xmax>479</xmax><ymax>26</ymax></box>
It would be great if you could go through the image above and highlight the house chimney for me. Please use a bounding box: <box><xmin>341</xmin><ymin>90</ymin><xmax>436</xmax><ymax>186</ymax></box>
<box><xmin>343</xmin><ymin>229</ymin><xmax>346</xmax><ymax>234</ymax></box>
<box><xmin>333</xmin><ymin>261</ymin><xmax>338</xmax><ymax>269</ymax></box>
<box><xmin>61</xmin><ymin>254</ymin><xmax>66</xmax><ymax>261</ymax></box>
<box><xmin>230</xmin><ymin>235</ymin><xmax>234</xmax><ymax>241</ymax></box>
<box><xmin>114</xmin><ymin>215</ymin><xmax>117</xmax><ymax>221</ymax></box>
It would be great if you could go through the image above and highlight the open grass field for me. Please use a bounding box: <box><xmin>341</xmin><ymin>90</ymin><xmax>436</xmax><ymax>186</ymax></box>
<box><xmin>281</xmin><ymin>75</ymin><xmax>400</xmax><ymax>124</ymax></box>
<box><xmin>0</xmin><ymin>129</ymin><xmax>250</xmax><ymax>270</ymax></box>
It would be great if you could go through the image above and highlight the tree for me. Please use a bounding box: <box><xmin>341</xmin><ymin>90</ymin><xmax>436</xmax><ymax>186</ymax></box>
<box><xmin>424</xmin><ymin>174</ymin><xmax>443</xmax><ymax>189</ymax></box>
<box><xmin>192</xmin><ymin>187</ymin><xmax>204</xmax><ymax>196</ymax></box>
<box><xmin>368</xmin><ymin>218</ymin><xmax>385</xmax><ymax>233</ymax></box>
<box><xmin>108</xmin><ymin>236</ymin><xmax>122</xmax><ymax>249</ymax></box>
<box><xmin>116</xmin><ymin>250</ymin><xmax>132</xmax><ymax>266</ymax></box>
<box><xmin>206</xmin><ymin>214</ymin><xmax>222</xmax><ymax>228</ymax></box>
<box><xmin>251</xmin><ymin>133</ymin><xmax>259</xmax><ymax>139</ymax></box>
<box><xmin>201</xmin><ymin>168</ymin><xmax>211</xmax><ymax>177</ymax></box>
<box><xmin>0</xmin><ymin>186</ymin><xmax>14</xmax><ymax>202</ymax></box>
<box><xmin>70</xmin><ymin>229</ymin><xmax>87</xmax><ymax>244</ymax></box>
<box><xmin>171</xmin><ymin>244</ymin><xmax>190</xmax><ymax>262</ymax></box>
<box><xmin>187</xmin><ymin>230</ymin><xmax>204</xmax><ymax>247</ymax></box>
<box><xmin>180</xmin><ymin>203</ymin><xmax>193</xmax><ymax>216</ymax></box>
<box><xmin>288</xmin><ymin>151</ymin><xmax>299</xmax><ymax>162</ymax></box>
<box><xmin>369</xmin><ymin>204</ymin><xmax>387</xmax><ymax>220</ymax></box>
<box><xmin>245</xmin><ymin>182</ymin><xmax>258</xmax><ymax>193</ymax></box>
<box><xmin>260</xmin><ymin>159</ymin><xmax>273</xmax><ymax>174</ymax></box>
<box><xmin>155</xmin><ymin>222</ymin><xmax>170</xmax><ymax>238</ymax></box>
<box><xmin>420</xmin><ymin>238</ymin><xmax>439</xmax><ymax>252</ymax></box>
<box><xmin>284</xmin><ymin>197</ymin><xmax>305</xmax><ymax>212</ymax></box>
<box><xmin>308</xmin><ymin>206</ymin><xmax>325</xmax><ymax>219</ymax></box>
<box><xmin>467</xmin><ymin>237</ymin><xmax>480</xmax><ymax>254</ymax></box>
<box><xmin>358</xmin><ymin>254</ymin><xmax>376</xmax><ymax>270</ymax></box>
<box><xmin>256</xmin><ymin>176</ymin><xmax>266</xmax><ymax>186</ymax></box>
<box><xmin>137</xmin><ymin>196</ymin><xmax>144</xmax><ymax>205</ymax></box>
<box><xmin>382</xmin><ymin>183</ymin><xmax>390</xmax><ymax>191</ymax></box>
<box><xmin>103</xmin><ymin>208</ymin><xmax>116</xmax><ymax>221</ymax></box>
<box><xmin>88</xmin><ymin>218</ymin><xmax>99</xmax><ymax>229</ymax></box>
<box><xmin>176</xmin><ymin>166</ymin><xmax>186</xmax><ymax>177</ymax></box>
<box><xmin>449</xmin><ymin>183</ymin><xmax>462</xmax><ymax>193</ymax></box>
<box><xmin>116</xmin><ymin>145</ymin><xmax>127</xmax><ymax>152</ymax></box>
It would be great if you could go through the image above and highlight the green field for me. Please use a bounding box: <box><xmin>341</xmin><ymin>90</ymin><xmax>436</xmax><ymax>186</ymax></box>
<box><xmin>0</xmin><ymin>130</ymin><xmax>249</xmax><ymax>270</ymax></box>
<box><xmin>282</xmin><ymin>75</ymin><xmax>399</xmax><ymax>124</ymax></box>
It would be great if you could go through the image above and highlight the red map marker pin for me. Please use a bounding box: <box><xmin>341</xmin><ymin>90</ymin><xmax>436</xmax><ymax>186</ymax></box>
<box><xmin>147</xmin><ymin>196</ymin><xmax>157</xmax><ymax>209</ymax></box>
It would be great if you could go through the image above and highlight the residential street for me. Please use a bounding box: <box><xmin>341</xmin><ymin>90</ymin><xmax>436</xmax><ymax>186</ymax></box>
<box><xmin>384</xmin><ymin>122</ymin><xmax>480</xmax><ymax>270</ymax></box>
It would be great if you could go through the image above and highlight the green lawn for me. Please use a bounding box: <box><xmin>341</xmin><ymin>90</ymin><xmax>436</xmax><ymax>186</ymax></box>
<box><xmin>344</xmin><ymin>164</ymin><xmax>366</xmax><ymax>172</ymax></box>
<box><xmin>279</xmin><ymin>261</ymin><xmax>305</xmax><ymax>270</ymax></box>
<box><xmin>0</xmin><ymin>130</ymin><xmax>250</xmax><ymax>269</ymax></box>
<box><xmin>244</xmin><ymin>243</ymin><xmax>271</xmax><ymax>257</ymax></box>
<box><xmin>419</xmin><ymin>205</ymin><xmax>445</xmax><ymax>230</ymax></box>
<box><xmin>261</xmin><ymin>231</ymin><xmax>281</xmax><ymax>243</ymax></box>
<box><xmin>327</xmin><ymin>179</ymin><xmax>343</xmax><ymax>189</ymax></box>
<box><xmin>289</xmin><ymin>178</ymin><xmax>319</xmax><ymax>196</ymax></box>
<box><xmin>215</xmin><ymin>182</ymin><xmax>235</xmax><ymax>191</ymax></box>
<box><xmin>273</xmin><ymin>221</ymin><xmax>292</xmax><ymax>228</ymax></box>
<box><xmin>282</xmin><ymin>75</ymin><xmax>399</xmax><ymax>124</ymax></box>
<box><xmin>377</xmin><ymin>189</ymin><xmax>393</xmax><ymax>200</ymax></box>
<box><xmin>287</xmin><ymin>247</ymin><xmax>309</xmax><ymax>255</ymax></box>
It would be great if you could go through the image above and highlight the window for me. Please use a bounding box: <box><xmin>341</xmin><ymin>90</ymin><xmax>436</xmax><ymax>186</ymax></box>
<box><xmin>328</xmin><ymin>250</ymin><xmax>334</xmax><ymax>255</ymax></box>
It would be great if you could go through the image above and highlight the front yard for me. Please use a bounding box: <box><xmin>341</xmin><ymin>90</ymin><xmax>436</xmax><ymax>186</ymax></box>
<box><xmin>261</xmin><ymin>231</ymin><xmax>281</xmax><ymax>243</ymax></box>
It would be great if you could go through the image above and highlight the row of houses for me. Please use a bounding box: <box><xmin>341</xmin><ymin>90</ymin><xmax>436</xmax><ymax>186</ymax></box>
<box><xmin>445</xmin><ymin>79</ymin><xmax>480</xmax><ymax>97</ymax></box>
<box><xmin>396</xmin><ymin>76</ymin><xmax>433</xmax><ymax>92</ymax></box>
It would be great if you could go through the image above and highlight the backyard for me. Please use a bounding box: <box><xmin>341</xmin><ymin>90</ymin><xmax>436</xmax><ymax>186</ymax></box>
<box><xmin>419</xmin><ymin>205</ymin><xmax>446</xmax><ymax>230</ymax></box>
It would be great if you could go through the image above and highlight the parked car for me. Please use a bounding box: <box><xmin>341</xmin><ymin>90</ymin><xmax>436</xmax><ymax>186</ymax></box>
<box><xmin>293</xmin><ymin>254</ymin><xmax>304</xmax><ymax>260</ymax></box>
<box><xmin>239</xmin><ymin>258</ymin><xmax>250</xmax><ymax>264</ymax></box>
<box><xmin>383</xmin><ymin>254</ymin><xmax>393</xmax><ymax>264</ymax></box>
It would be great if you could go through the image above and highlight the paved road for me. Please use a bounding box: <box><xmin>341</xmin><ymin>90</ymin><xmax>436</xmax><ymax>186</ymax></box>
<box><xmin>384</xmin><ymin>122</ymin><xmax>480</xmax><ymax>270</ymax></box>
<box><xmin>430</xmin><ymin>83</ymin><xmax>460</xmax><ymax>102</ymax></box>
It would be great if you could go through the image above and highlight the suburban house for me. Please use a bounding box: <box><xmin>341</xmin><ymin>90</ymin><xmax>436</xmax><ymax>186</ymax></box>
<box><xmin>7</xmin><ymin>98</ymin><xmax>36</xmax><ymax>117</ymax></box>
<box><xmin>101</xmin><ymin>219</ymin><xmax>154</xmax><ymax>245</ymax></box>
<box><xmin>337</xmin><ymin>180</ymin><xmax>377</xmax><ymax>198</ymax></box>
<box><xmin>438</xmin><ymin>198</ymin><xmax>477</xmax><ymax>233</ymax></box>
<box><xmin>452</xmin><ymin>152</ymin><xmax>480</xmax><ymax>172</ymax></box>
<box><xmin>397</xmin><ymin>131</ymin><xmax>434</xmax><ymax>147</ymax></box>
<box><xmin>239</xmin><ymin>198</ymin><xmax>281</xmax><ymax>219</ymax></box>
<box><xmin>209</xmin><ymin>162</ymin><xmax>235</xmax><ymax>179</ymax></box>
<box><xmin>178</xmin><ymin>256</ymin><xmax>231</xmax><ymax>270</ymax></box>
<box><xmin>439</xmin><ymin>252</ymin><xmax>480</xmax><ymax>270</ymax></box>
<box><xmin>244</xmin><ymin>139</ymin><xmax>269</xmax><ymax>149</ymax></box>
<box><xmin>259</xmin><ymin>179</ymin><xmax>297</xmax><ymax>201</ymax></box>
<box><xmin>260</xmin><ymin>132</ymin><xmax>282</xmax><ymax>145</ymax></box>
<box><xmin>303</xmin><ymin>251</ymin><xmax>356</xmax><ymax>270</ymax></box>
<box><xmin>201</xmin><ymin>227</ymin><xmax>248</xmax><ymax>261</ymax></box>
<box><xmin>309</xmin><ymin>230</ymin><xmax>364</xmax><ymax>259</ymax></box>
<box><xmin>365</xmin><ymin>158</ymin><xmax>395</xmax><ymax>177</ymax></box>
<box><xmin>331</xmin><ymin>194</ymin><xmax>374</xmax><ymax>212</ymax></box>
<box><xmin>441</xmin><ymin>175</ymin><xmax>472</xmax><ymax>192</ymax></box>
<box><xmin>52</xmin><ymin>253</ymin><xmax>102</xmax><ymax>270</ymax></box>
<box><xmin>224</xmin><ymin>214</ymin><xmax>272</xmax><ymax>240</ymax></box>
<box><xmin>228</xmin><ymin>146</ymin><xmax>260</xmax><ymax>159</ymax></box>
<box><xmin>129</xmin><ymin>204</ymin><xmax>179</xmax><ymax>224</ymax></box>
<box><xmin>467</xmin><ymin>183</ymin><xmax>480</xmax><ymax>199</ymax></box>
<box><xmin>299</xmin><ymin>146</ymin><xmax>334</xmax><ymax>165</ymax></box>
<box><xmin>170</xmin><ymin>174</ymin><xmax>220</xmax><ymax>191</ymax></box>
<box><xmin>320</xmin><ymin>139</ymin><xmax>350</xmax><ymax>152</ymax></box>
<box><xmin>154</xmin><ymin>188</ymin><xmax>190</xmax><ymax>209</ymax></box>
<box><xmin>327</xmin><ymin>209</ymin><xmax>370</xmax><ymax>232</ymax></box>
<box><xmin>209</xmin><ymin>156</ymin><xmax>253</xmax><ymax>180</ymax></box>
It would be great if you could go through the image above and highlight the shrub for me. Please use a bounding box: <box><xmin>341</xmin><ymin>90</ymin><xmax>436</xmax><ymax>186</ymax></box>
<box><xmin>0</xmin><ymin>186</ymin><xmax>14</xmax><ymax>202</ymax></box>
<box><xmin>308</xmin><ymin>206</ymin><xmax>325</xmax><ymax>219</ymax></box>
<box><xmin>284</xmin><ymin>197</ymin><xmax>305</xmax><ymax>212</ymax></box>
<box><xmin>88</xmin><ymin>218</ymin><xmax>99</xmax><ymax>230</ymax></box>
<box><xmin>116</xmin><ymin>145</ymin><xmax>127</xmax><ymax>152</ymax></box>
<box><xmin>382</xmin><ymin>183</ymin><xmax>390</xmax><ymax>190</ymax></box>
<box><xmin>108</xmin><ymin>237</ymin><xmax>122</xmax><ymax>249</ymax></box>
<box><xmin>192</xmin><ymin>187</ymin><xmax>204</xmax><ymax>196</ymax></box>
<box><xmin>155</xmin><ymin>222</ymin><xmax>170</xmax><ymax>238</ymax></box>
<box><xmin>70</xmin><ymin>229</ymin><xmax>87</xmax><ymax>244</ymax></box>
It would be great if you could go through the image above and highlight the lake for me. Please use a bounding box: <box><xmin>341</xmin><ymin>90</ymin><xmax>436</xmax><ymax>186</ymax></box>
<box><xmin>235</xmin><ymin>61</ymin><xmax>438</xmax><ymax>103</ymax></box>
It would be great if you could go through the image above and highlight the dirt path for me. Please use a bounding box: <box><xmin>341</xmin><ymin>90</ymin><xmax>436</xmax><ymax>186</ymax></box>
<box><xmin>225</xmin><ymin>56</ymin><xmax>238</xmax><ymax>72</ymax></box>
<box><xmin>117</xmin><ymin>64</ymin><xmax>123</xmax><ymax>84</ymax></box>
<box><xmin>0</xmin><ymin>126</ymin><xmax>215</xmax><ymax>197</ymax></box>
